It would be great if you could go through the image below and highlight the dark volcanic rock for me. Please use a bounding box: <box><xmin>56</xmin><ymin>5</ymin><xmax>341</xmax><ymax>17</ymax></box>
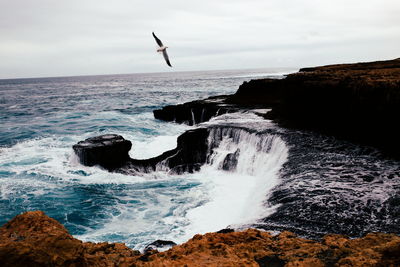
<box><xmin>125</xmin><ymin>128</ymin><xmax>210</xmax><ymax>174</ymax></box>
<box><xmin>227</xmin><ymin>78</ymin><xmax>284</xmax><ymax>106</ymax></box>
<box><xmin>164</xmin><ymin>128</ymin><xmax>209</xmax><ymax>173</ymax></box>
<box><xmin>73</xmin><ymin>129</ymin><xmax>210</xmax><ymax>175</ymax></box>
<box><xmin>243</xmin><ymin>58</ymin><xmax>400</xmax><ymax>157</ymax></box>
<box><xmin>216</xmin><ymin>228</ymin><xmax>235</xmax><ymax>234</ymax></box>
<box><xmin>222</xmin><ymin>149</ymin><xmax>240</xmax><ymax>171</ymax></box>
<box><xmin>72</xmin><ymin>134</ymin><xmax>132</xmax><ymax>170</ymax></box>
<box><xmin>153</xmin><ymin>95</ymin><xmax>236</xmax><ymax>125</ymax></box>
<box><xmin>153</xmin><ymin>95</ymin><xmax>264</xmax><ymax>125</ymax></box>
<box><xmin>154</xmin><ymin>58</ymin><xmax>400</xmax><ymax>157</ymax></box>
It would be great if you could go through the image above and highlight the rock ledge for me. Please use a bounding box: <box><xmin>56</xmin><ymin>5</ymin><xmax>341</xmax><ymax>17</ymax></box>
<box><xmin>1</xmin><ymin>211</ymin><xmax>399</xmax><ymax>267</ymax></box>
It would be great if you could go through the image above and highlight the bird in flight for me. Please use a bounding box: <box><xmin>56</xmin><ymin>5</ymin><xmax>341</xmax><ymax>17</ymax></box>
<box><xmin>152</xmin><ymin>32</ymin><xmax>172</xmax><ymax>67</ymax></box>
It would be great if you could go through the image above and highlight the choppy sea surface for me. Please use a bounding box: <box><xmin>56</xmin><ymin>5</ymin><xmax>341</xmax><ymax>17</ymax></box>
<box><xmin>1</xmin><ymin>68</ymin><xmax>399</xmax><ymax>250</ymax></box>
<box><xmin>0</xmin><ymin>69</ymin><xmax>294</xmax><ymax>249</ymax></box>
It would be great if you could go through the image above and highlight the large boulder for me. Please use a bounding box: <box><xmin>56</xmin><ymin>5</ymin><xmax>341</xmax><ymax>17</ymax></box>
<box><xmin>72</xmin><ymin>134</ymin><xmax>132</xmax><ymax>171</ymax></box>
<box><xmin>73</xmin><ymin>129</ymin><xmax>210</xmax><ymax>175</ymax></box>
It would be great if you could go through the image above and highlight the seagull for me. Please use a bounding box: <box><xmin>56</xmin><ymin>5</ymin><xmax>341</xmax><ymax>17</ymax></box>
<box><xmin>152</xmin><ymin>32</ymin><xmax>172</xmax><ymax>67</ymax></box>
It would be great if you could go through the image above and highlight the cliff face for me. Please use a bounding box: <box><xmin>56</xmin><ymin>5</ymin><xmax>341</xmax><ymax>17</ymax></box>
<box><xmin>230</xmin><ymin>58</ymin><xmax>400</xmax><ymax>157</ymax></box>
<box><xmin>1</xmin><ymin>211</ymin><xmax>400</xmax><ymax>267</ymax></box>
<box><xmin>153</xmin><ymin>58</ymin><xmax>400</xmax><ymax>157</ymax></box>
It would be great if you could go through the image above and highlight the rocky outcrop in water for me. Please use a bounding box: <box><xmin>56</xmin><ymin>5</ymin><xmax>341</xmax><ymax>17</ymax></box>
<box><xmin>73</xmin><ymin>129</ymin><xmax>209</xmax><ymax>174</ymax></box>
<box><xmin>73</xmin><ymin>134</ymin><xmax>132</xmax><ymax>170</ymax></box>
<box><xmin>1</xmin><ymin>211</ymin><xmax>400</xmax><ymax>267</ymax></box>
<box><xmin>153</xmin><ymin>95</ymin><xmax>245</xmax><ymax>125</ymax></box>
<box><xmin>126</xmin><ymin>128</ymin><xmax>209</xmax><ymax>174</ymax></box>
<box><xmin>154</xmin><ymin>58</ymin><xmax>400</xmax><ymax>157</ymax></box>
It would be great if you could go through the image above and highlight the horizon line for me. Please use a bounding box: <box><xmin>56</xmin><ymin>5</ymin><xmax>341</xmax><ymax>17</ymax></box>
<box><xmin>0</xmin><ymin>66</ymin><xmax>300</xmax><ymax>81</ymax></box>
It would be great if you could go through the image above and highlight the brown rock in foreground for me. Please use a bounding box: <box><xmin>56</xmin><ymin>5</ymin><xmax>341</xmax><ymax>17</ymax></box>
<box><xmin>1</xmin><ymin>211</ymin><xmax>400</xmax><ymax>266</ymax></box>
<box><xmin>0</xmin><ymin>211</ymin><xmax>140</xmax><ymax>266</ymax></box>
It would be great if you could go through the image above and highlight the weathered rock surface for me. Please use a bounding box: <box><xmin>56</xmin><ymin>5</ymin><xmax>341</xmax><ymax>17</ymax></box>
<box><xmin>259</xmin><ymin>58</ymin><xmax>400</xmax><ymax>157</ymax></box>
<box><xmin>73</xmin><ymin>129</ymin><xmax>209</xmax><ymax>174</ymax></box>
<box><xmin>153</xmin><ymin>95</ymin><xmax>245</xmax><ymax>125</ymax></box>
<box><xmin>73</xmin><ymin>134</ymin><xmax>132</xmax><ymax>170</ymax></box>
<box><xmin>126</xmin><ymin>128</ymin><xmax>210</xmax><ymax>174</ymax></box>
<box><xmin>154</xmin><ymin>58</ymin><xmax>400</xmax><ymax>157</ymax></box>
<box><xmin>1</xmin><ymin>211</ymin><xmax>400</xmax><ymax>267</ymax></box>
<box><xmin>0</xmin><ymin>211</ymin><xmax>140</xmax><ymax>267</ymax></box>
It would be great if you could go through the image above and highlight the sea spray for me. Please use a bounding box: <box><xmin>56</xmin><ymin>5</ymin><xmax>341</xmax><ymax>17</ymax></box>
<box><xmin>179</xmin><ymin>126</ymin><xmax>288</xmax><ymax>240</ymax></box>
<box><xmin>72</xmin><ymin>113</ymin><xmax>289</xmax><ymax>249</ymax></box>
<box><xmin>0</xmin><ymin>69</ymin><xmax>296</xmax><ymax>250</ymax></box>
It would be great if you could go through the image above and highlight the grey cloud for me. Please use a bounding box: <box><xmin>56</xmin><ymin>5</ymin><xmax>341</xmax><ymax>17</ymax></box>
<box><xmin>0</xmin><ymin>0</ymin><xmax>399</xmax><ymax>78</ymax></box>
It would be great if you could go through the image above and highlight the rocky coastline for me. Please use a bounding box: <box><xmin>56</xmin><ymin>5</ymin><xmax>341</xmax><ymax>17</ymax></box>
<box><xmin>1</xmin><ymin>211</ymin><xmax>399</xmax><ymax>266</ymax></box>
<box><xmin>72</xmin><ymin>130</ymin><xmax>210</xmax><ymax>175</ymax></box>
<box><xmin>154</xmin><ymin>58</ymin><xmax>400</xmax><ymax>158</ymax></box>
<box><xmin>2</xmin><ymin>58</ymin><xmax>400</xmax><ymax>266</ymax></box>
<box><xmin>72</xmin><ymin>58</ymin><xmax>400</xmax><ymax>177</ymax></box>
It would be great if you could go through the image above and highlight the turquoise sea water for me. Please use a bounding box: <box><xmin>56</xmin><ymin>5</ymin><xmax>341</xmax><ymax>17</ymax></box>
<box><xmin>0</xmin><ymin>69</ymin><xmax>292</xmax><ymax>249</ymax></box>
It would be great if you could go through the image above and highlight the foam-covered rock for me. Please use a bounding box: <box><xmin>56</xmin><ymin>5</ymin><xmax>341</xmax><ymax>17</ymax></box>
<box><xmin>73</xmin><ymin>129</ymin><xmax>209</xmax><ymax>175</ymax></box>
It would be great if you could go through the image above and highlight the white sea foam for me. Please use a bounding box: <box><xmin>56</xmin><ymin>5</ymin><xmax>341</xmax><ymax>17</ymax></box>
<box><xmin>130</xmin><ymin>135</ymin><xmax>181</xmax><ymax>159</ymax></box>
<box><xmin>0</xmin><ymin>109</ymin><xmax>288</xmax><ymax>250</ymax></box>
<box><xmin>76</xmin><ymin>113</ymin><xmax>289</xmax><ymax>249</ymax></box>
<box><xmin>175</xmin><ymin>127</ymin><xmax>288</xmax><ymax>241</ymax></box>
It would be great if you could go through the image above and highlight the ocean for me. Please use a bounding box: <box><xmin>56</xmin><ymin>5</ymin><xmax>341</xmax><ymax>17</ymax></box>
<box><xmin>0</xmin><ymin>68</ymin><xmax>294</xmax><ymax>250</ymax></box>
<box><xmin>1</xmin><ymin>68</ymin><xmax>399</xmax><ymax>250</ymax></box>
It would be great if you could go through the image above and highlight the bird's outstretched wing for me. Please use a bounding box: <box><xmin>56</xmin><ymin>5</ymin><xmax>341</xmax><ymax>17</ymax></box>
<box><xmin>152</xmin><ymin>32</ymin><xmax>163</xmax><ymax>47</ymax></box>
<box><xmin>162</xmin><ymin>50</ymin><xmax>172</xmax><ymax>67</ymax></box>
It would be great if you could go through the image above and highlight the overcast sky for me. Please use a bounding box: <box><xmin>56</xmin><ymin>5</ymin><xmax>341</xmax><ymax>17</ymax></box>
<box><xmin>0</xmin><ymin>0</ymin><xmax>399</xmax><ymax>79</ymax></box>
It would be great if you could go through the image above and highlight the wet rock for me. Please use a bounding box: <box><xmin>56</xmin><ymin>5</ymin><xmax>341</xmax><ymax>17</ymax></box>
<box><xmin>153</xmin><ymin>95</ymin><xmax>239</xmax><ymax>125</ymax></box>
<box><xmin>164</xmin><ymin>128</ymin><xmax>209</xmax><ymax>173</ymax></box>
<box><xmin>72</xmin><ymin>134</ymin><xmax>132</xmax><ymax>170</ymax></box>
<box><xmin>222</xmin><ymin>149</ymin><xmax>240</xmax><ymax>171</ymax></box>
<box><xmin>216</xmin><ymin>228</ymin><xmax>235</xmax><ymax>234</ymax></box>
<box><xmin>126</xmin><ymin>128</ymin><xmax>209</xmax><ymax>174</ymax></box>
<box><xmin>73</xmin><ymin>128</ymin><xmax>209</xmax><ymax>175</ymax></box>
<box><xmin>154</xmin><ymin>58</ymin><xmax>400</xmax><ymax>158</ymax></box>
<box><xmin>247</xmin><ymin>59</ymin><xmax>400</xmax><ymax>158</ymax></box>
<box><xmin>144</xmin><ymin>240</ymin><xmax>177</xmax><ymax>253</ymax></box>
